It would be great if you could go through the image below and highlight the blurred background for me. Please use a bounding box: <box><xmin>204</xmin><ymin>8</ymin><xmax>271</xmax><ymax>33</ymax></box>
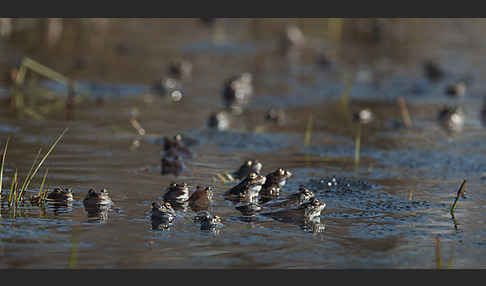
<box><xmin>1</xmin><ymin>18</ymin><xmax>485</xmax><ymax>84</ymax></box>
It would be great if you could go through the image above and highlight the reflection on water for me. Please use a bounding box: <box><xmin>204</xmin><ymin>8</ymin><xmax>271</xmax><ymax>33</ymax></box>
<box><xmin>1</xmin><ymin>19</ymin><xmax>486</xmax><ymax>268</ymax></box>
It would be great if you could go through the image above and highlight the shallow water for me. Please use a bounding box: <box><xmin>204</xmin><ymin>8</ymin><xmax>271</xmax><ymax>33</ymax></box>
<box><xmin>1</xmin><ymin>19</ymin><xmax>486</xmax><ymax>268</ymax></box>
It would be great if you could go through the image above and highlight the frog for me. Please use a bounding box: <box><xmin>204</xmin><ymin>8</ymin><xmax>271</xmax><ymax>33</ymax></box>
<box><xmin>150</xmin><ymin>201</ymin><xmax>176</xmax><ymax>230</ymax></box>
<box><xmin>438</xmin><ymin>106</ymin><xmax>464</xmax><ymax>133</ymax></box>
<box><xmin>279</xmin><ymin>24</ymin><xmax>306</xmax><ymax>55</ymax></box>
<box><xmin>222</xmin><ymin>73</ymin><xmax>253</xmax><ymax>115</ymax></box>
<box><xmin>161</xmin><ymin>154</ymin><xmax>185</xmax><ymax>176</ymax></box>
<box><xmin>232</xmin><ymin>159</ymin><xmax>263</xmax><ymax>181</ymax></box>
<box><xmin>151</xmin><ymin>78</ymin><xmax>184</xmax><ymax>102</ymax></box>
<box><xmin>163</xmin><ymin>182</ymin><xmax>189</xmax><ymax>205</ymax></box>
<box><xmin>262</xmin><ymin>186</ymin><xmax>315</xmax><ymax>209</ymax></box>
<box><xmin>163</xmin><ymin>134</ymin><xmax>193</xmax><ymax>158</ymax></box>
<box><xmin>423</xmin><ymin>60</ymin><xmax>444</xmax><ymax>82</ymax></box>
<box><xmin>260</xmin><ymin>168</ymin><xmax>292</xmax><ymax>200</ymax></box>
<box><xmin>29</xmin><ymin>187</ymin><xmax>73</xmax><ymax>206</ymax></box>
<box><xmin>83</xmin><ymin>189</ymin><xmax>113</xmax><ymax>223</ymax></box>
<box><xmin>445</xmin><ymin>82</ymin><xmax>466</xmax><ymax>97</ymax></box>
<box><xmin>151</xmin><ymin>201</ymin><xmax>176</xmax><ymax>223</ymax></box>
<box><xmin>47</xmin><ymin>187</ymin><xmax>74</xmax><ymax>202</ymax></box>
<box><xmin>265</xmin><ymin>108</ymin><xmax>286</xmax><ymax>125</ymax></box>
<box><xmin>207</xmin><ymin>110</ymin><xmax>231</xmax><ymax>131</ymax></box>
<box><xmin>168</xmin><ymin>59</ymin><xmax>192</xmax><ymax>80</ymax></box>
<box><xmin>83</xmin><ymin>188</ymin><xmax>112</xmax><ymax>208</ymax></box>
<box><xmin>225</xmin><ymin>172</ymin><xmax>266</xmax><ymax>203</ymax></box>
<box><xmin>262</xmin><ymin>197</ymin><xmax>326</xmax><ymax>225</ymax></box>
<box><xmin>189</xmin><ymin>186</ymin><xmax>213</xmax><ymax>212</ymax></box>
<box><xmin>193</xmin><ymin>211</ymin><xmax>223</xmax><ymax>231</ymax></box>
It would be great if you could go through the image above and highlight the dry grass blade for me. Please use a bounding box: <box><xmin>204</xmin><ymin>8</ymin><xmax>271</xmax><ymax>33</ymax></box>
<box><xmin>21</xmin><ymin>57</ymin><xmax>70</xmax><ymax>89</ymax></box>
<box><xmin>0</xmin><ymin>137</ymin><xmax>10</xmax><ymax>197</ymax></box>
<box><xmin>216</xmin><ymin>173</ymin><xmax>227</xmax><ymax>183</ymax></box>
<box><xmin>408</xmin><ymin>188</ymin><xmax>414</xmax><ymax>201</ymax></box>
<box><xmin>450</xmin><ymin>179</ymin><xmax>467</xmax><ymax>217</ymax></box>
<box><xmin>397</xmin><ymin>96</ymin><xmax>412</xmax><ymax>128</ymax></box>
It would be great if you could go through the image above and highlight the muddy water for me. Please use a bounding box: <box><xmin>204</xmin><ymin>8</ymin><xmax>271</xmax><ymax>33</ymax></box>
<box><xmin>1</xmin><ymin>19</ymin><xmax>486</xmax><ymax>268</ymax></box>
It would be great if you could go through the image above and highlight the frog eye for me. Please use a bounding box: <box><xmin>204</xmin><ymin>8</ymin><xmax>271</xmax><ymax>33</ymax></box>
<box><xmin>278</xmin><ymin>168</ymin><xmax>285</xmax><ymax>175</ymax></box>
<box><xmin>249</xmin><ymin>173</ymin><xmax>257</xmax><ymax>179</ymax></box>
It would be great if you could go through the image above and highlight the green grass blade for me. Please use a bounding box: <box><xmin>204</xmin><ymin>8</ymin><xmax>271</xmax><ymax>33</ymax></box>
<box><xmin>19</xmin><ymin>128</ymin><xmax>68</xmax><ymax>202</ymax></box>
<box><xmin>354</xmin><ymin>123</ymin><xmax>362</xmax><ymax>172</ymax></box>
<box><xmin>0</xmin><ymin>137</ymin><xmax>10</xmax><ymax>197</ymax></box>
<box><xmin>9</xmin><ymin>169</ymin><xmax>17</xmax><ymax>207</ymax></box>
<box><xmin>304</xmin><ymin>114</ymin><xmax>313</xmax><ymax>147</ymax></box>
<box><xmin>37</xmin><ymin>168</ymin><xmax>49</xmax><ymax>197</ymax></box>
<box><xmin>17</xmin><ymin>148</ymin><xmax>42</xmax><ymax>203</ymax></box>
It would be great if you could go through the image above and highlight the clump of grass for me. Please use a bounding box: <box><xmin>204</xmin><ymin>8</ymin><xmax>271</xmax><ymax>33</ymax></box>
<box><xmin>450</xmin><ymin>179</ymin><xmax>467</xmax><ymax>218</ymax></box>
<box><xmin>1</xmin><ymin>128</ymin><xmax>68</xmax><ymax>208</ymax></box>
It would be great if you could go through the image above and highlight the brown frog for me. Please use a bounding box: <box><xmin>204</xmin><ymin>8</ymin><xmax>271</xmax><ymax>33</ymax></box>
<box><xmin>262</xmin><ymin>197</ymin><xmax>326</xmax><ymax>224</ymax></box>
<box><xmin>47</xmin><ymin>187</ymin><xmax>74</xmax><ymax>202</ymax></box>
<box><xmin>438</xmin><ymin>106</ymin><xmax>464</xmax><ymax>133</ymax></box>
<box><xmin>207</xmin><ymin>111</ymin><xmax>230</xmax><ymax>131</ymax></box>
<box><xmin>83</xmin><ymin>189</ymin><xmax>113</xmax><ymax>222</ymax></box>
<box><xmin>161</xmin><ymin>154</ymin><xmax>185</xmax><ymax>176</ymax></box>
<box><xmin>262</xmin><ymin>187</ymin><xmax>315</xmax><ymax>209</ymax></box>
<box><xmin>423</xmin><ymin>60</ymin><xmax>444</xmax><ymax>82</ymax></box>
<box><xmin>163</xmin><ymin>134</ymin><xmax>193</xmax><ymax>158</ymax></box>
<box><xmin>83</xmin><ymin>188</ymin><xmax>112</xmax><ymax>208</ymax></box>
<box><xmin>151</xmin><ymin>201</ymin><xmax>176</xmax><ymax>223</ymax></box>
<box><xmin>446</xmin><ymin>82</ymin><xmax>466</xmax><ymax>98</ymax></box>
<box><xmin>193</xmin><ymin>211</ymin><xmax>223</xmax><ymax>231</ymax></box>
<box><xmin>168</xmin><ymin>59</ymin><xmax>192</xmax><ymax>80</ymax></box>
<box><xmin>151</xmin><ymin>201</ymin><xmax>176</xmax><ymax>230</ymax></box>
<box><xmin>222</xmin><ymin>73</ymin><xmax>253</xmax><ymax>115</ymax></box>
<box><xmin>225</xmin><ymin>172</ymin><xmax>266</xmax><ymax>202</ymax></box>
<box><xmin>163</xmin><ymin>183</ymin><xmax>189</xmax><ymax>205</ymax></box>
<box><xmin>265</xmin><ymin>108</ymin><xmax>286</xmax><ymax>125</ymax></box>
<box><xmin>232</xmin><ymin>159</ymin><xmax>263</xmax><ymax>181</ymax></box>
<box><xmin>189</xmin><ymin>186</ymin><xmax>213</xmax><ymax>212</ymax></box>
<box><xmin>279</xmin><ymin>24</ymin><xmax>306</xmax><ymax>55</ymax></box>
<box><xmin>260</xmin><ymin>168</ymin><xmax>292</xmax><ymax>199</ymax></box>
<box><xmin>152</xmin><ymin>78</ymin><xmax>184</xmax><ymax>102</ymax></box>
